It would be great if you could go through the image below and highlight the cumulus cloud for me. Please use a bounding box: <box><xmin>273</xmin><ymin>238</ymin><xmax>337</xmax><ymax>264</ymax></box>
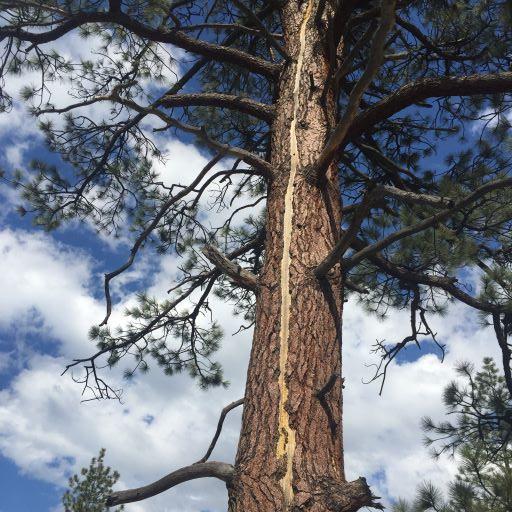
<box><xmin>0</xmin><ymin>227</ymin><xmax>249</xmax><ymax>511</ymax></box>
<box><xmin>342</xmin><ymin>295</ymin><xmax>502</xmax><ymax>504</ymax></box>
<box><xmin>0</xmin><ymin>229</ymin><xmax>103</xmax><ymax>359</ymax></box>
<box><xmin>0</xmin><ymin>223</ymin><xmax>504</xmax><ymax>511</ymax></box>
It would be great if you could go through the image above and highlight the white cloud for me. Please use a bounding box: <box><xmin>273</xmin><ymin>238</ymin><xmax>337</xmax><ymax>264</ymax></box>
<box><xmin>0</xmin><ymin>227</ymin><xmax>249</xmax><ymax>511</ymax></box>
<box><xmin>342</xmin><ymin>295</ymin><xmax>502</xmax><ymax>505</ymax></box>
<box><xmin>471</xmin><ymin>105</ymin><xmax>512</xmax><ymax>134</ymax></box>
<box><xmin>0</xmin><ymin>229</ymin><xmax>103</xmax><ymax>359</ymax></box>
<box><xmin>5</xmin><ymin>141</ymin><xmax>30</xmax><ymax>168</ymax></box>
<box><xmin>0</xmin><ymin>224</ymin><xmax>505</xmax><ymax>511</ymax></box>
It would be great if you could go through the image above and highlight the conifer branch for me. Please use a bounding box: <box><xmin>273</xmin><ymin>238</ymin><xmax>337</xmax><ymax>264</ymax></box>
<box><xmin>118</xmin><ymin>98</ymin><xmax>273</xmax><ymax>178</ymax></box>
<box><xmin>315</xmin><ymin>187</ymin><xmax>382</xmax><ymax>277</ymax></box>
<box><xmin>160</xmin><ymin>93</ymin><xmax>276</xmax><ymax>123</ymax></box>
<box><xmin>315</xmin><ymin>184</ymin><xmax>452</xmax><ymax>277</ymax></box>
<box><xmin>36</xmin><ymin>92</ymin><xmax>276</xmax><ymax>123</ymax></box>
<box><xmin>37</xmin><ymin>51</ymin><xmax>220</xmax><ymax>212</ymax></box>
<box><xmin>380</xmin><ymin>185</ymin><xmax>454</xmax><ymax>208</ymax></box>
<box><xmin>314</xmin><ymin>178</ymin><xmax>512</xmax><ymax>314</ymax></box>
<box><xmin>100</xmin><ymin>153</ymin><xmax>225</xmax><ymax>325</ymax></box>
<box><xmin>396</xmin><ymin>15</ymin><xmax>487</xmax><ymax>62</ymax></box>
<box><xmin>231</xmin><ymin>0</ymin><xmax>291</xmax><ymax>61</ymax></box>
<box><xmin>347</xmin><ymin>71</ymin><xmax>512</xmax><ymax>141</ymax></box>
<box><xmin>350</xmin><ymin>238</ymin><xmax>507</xmax><ymax>314</ymax></box>
<box><xmin>106</xmin><ymin>461</ymin><xmax>234</xmax><ymax>506</ymax></box>
<box><xmin>356</xmin><ymin>143</ymin><xmax>423</xmax><ymax>185</ymax></box>
<box><xmin>367</xmin><ymin>285</ymin><xmax>445</xmax><ymax>395</ymax></box>
<box><xmin>67</xmin><ymin>234</ymin><xmax>264</xmax><ymax>397</ymax></box>
<box><xmin>0</xmin><ymin>11</ymin><xmax>281</xmax><ymax>79</ymax></box>
<box><xmin>34</xmin><ymin>94</ymin><xmax>115</xmax><ymax>115</ymax></box>
<box><xmin>176</xmin><ymin>23</ymin><xmax>284</xmax><ymax>39</ymax></box>
<box><xmin>343</xmin><ymin>177</ymin><xmax>512</xmax><ymax>271</ymax></box>
<box><xmin>153</xmin><ymin>115</ymin><xmax>273</xmax><ymax>177</ymax></box>
<box><xmin>492</xmin><ymin>314</ymin><xmax>512</xmax><ymax>397</ymax></box>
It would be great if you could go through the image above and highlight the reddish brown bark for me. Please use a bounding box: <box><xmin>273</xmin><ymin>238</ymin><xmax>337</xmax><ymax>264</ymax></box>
<box><xmin>228</xmin><ymin>2</ymin><xmax>377</xmax><ymax>510</ymax></box>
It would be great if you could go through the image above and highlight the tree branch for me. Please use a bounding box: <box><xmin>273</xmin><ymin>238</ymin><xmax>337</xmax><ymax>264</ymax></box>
<box><xmin>1</xmin><ymin>11</ymin><xmax>281</xmax><ymax>79</ymax></box>
<box><xmin>176</xmin><ymin>22</ymin><xmax>284</xmax><ymax>39</ymax></box>
<box><xmin>160</xmin><ymin>92</ymin><xmax>275</xmax><ymax>123</ymax></box>
<box><xmin>303</xmin><ymin>0</ymin><xmax>397</xmax><ymax>183</ymax></box>
<box><xmin>343</xmin><ymin>178</ymin><xmax>512</xmax><ymax>271</ymax></box>
<box><xmin>142</xmin><ymin>104</ymin><xmax>273</xmax><ymax>178</ymax></box>
<box><xmin>381</xmin><ymin>185</ymin><xmax>454</xmax><ymax>208</ymax></box>
<box><xmin>315</xmin><ymin>187</ymin><xmax>381</xmax><ymax>277</ymax></box>
<box><xmin>37</xmin><ymin>91</ymin><xmax>276</xmax><ymax>123</ymax></box>
<box><xmin>348</xmin><ymin>71</ymin><xmax>512</xmax><ymax>140</ymax></box>
<box><xmin>492</xmin><ymin>313</ymin><xmax>512</xmax><ymax>397</ymax></box>
<box><xmin>100</xmin><ymin>152</ymin><xmax>226</xmax><ymax>325</ymax></box>
<box><xmin>357</xmin><ymin>142</ymin><xmax>425</xmax><ymax>185</ymax></box>
<box><xmin>99</xmin><ymin>93</ymin><xmax>273</xmax><ymax>178</ymax></box>
<box><xmin>349</xmin><ymin>237</ymin><xmax>507</xmax><ymax>314</ymax></box>
<box><xmin>231</xmin><ymin>0</ymin><xmax>290</xmax><ymax>61</ymax></box>
<box><xmin>196</xmin><ymin>398</ymin><xmax>244</xmax><ymax>464</ymax></box>
<box><xmin>315</xmin><ymin>182</ymin><xmax>452</xmax><ymax>278</ymax></box>
<box><xmin>396</xmin><ymin>15</ymin><xmax>487</xmax><ymax>62</ymax></box>
<box><xmin>106</xmin><ymin>461</ymin><xmax>234</xmax><ymax>506</ymax></box>
<box><xmin>326</xmin><ymin>20</ymin><xmax>378</xmax><ymax>101</ymax></box>
<box><xmin>202</xmin><ymin>245</ymin><xmax>259</xmax><ymax>292</ymax></box>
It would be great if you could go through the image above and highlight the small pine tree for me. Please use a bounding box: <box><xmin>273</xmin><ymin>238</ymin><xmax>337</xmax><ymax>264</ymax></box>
<box><xmin>393</xmin><ymin>442</ymin><xmax>512</xmax><ymax>512</ymax></box>
<box><xmin>422</xmin><ymin>357</ymin><xmax>512</xmax><ymax>461</ymax></box>
<box><xmin>62</xmin><ymin>449</ymin><xmax>124</xmax><ymax>512</ymax></box>
<box><xmin>394</xmin><ymin>359</ymin><xmax>512</xmax><ymax>512</ymax></box>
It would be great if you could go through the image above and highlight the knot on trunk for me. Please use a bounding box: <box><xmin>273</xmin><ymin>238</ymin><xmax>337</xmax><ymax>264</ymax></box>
<box><xmin>316</xmin><ymin>476</ymin><xmax>383</xmax><ymax>512</ymax></box>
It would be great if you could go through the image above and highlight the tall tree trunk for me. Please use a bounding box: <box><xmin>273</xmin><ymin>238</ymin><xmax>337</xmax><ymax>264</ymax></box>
<box><xmin>228</xmin><ymin>1</ymin><xmax>377</xmax><ymax>510</ymax></box>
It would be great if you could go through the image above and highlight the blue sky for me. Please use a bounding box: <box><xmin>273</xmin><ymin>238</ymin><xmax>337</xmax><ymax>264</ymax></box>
<box><xmin>0</xmin><ymin>456</ymin><xmax>59</xmax><ymax>511</ymax></box>
<box><xmin>0</xmin><ymin>25</ymin><xmax>506</xmax><ymax>512</ymax></box>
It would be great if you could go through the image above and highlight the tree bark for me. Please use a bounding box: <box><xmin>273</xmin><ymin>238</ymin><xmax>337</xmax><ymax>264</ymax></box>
<box><xmin>227</xmin><ymin>2</ymin><xmax>376</xmax><ymax>510</ymax></box>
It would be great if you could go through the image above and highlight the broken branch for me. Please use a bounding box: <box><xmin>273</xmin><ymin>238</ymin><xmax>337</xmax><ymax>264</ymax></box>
<box><xmin>202</xmin><ymin>245</ymin><xmax>259</xmax><ymax>292</ymax></box>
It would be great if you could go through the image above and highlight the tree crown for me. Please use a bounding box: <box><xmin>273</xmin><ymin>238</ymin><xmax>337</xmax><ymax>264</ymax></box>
<box><xmin>1</xmin><ymin>0</ymin><xmax>512</xmax><ymax>398</ymax></box>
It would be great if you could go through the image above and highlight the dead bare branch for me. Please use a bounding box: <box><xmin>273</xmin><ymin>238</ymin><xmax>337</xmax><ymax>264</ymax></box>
<box><xmin>106</xmin><ymin>461</ymin><xmax>234</xmax><ymax>506</ymax></box>
<box><xmin>196</xmin><ymin>398</ymin><xmax>245</xmax><ymax>464</ymax></box>
<box><xmin>202</xmin><ymin>245</ymin><xmax>259</xmax><ymax>292</ymax></box>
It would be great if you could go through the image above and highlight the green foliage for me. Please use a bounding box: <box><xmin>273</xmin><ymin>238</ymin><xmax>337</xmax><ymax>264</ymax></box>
<box><xmin>62</xmin><ymin>449</ymin><xmax>124</xmax><ymax>512</ymax></box>
<box><xmin>394</xmin><ymin>359</ymin><xmax>512</xmax><ymax>512</ymax></box>
<box><xmin>2</xmin><ymin>0</ymin><xmax>512</xmax><ymax>398</ymax></box>
<box><xmin>422</xmin><ymin>358</ymin><xmax>512</xmax><ymax>458</ymax></box>
<box><xmin>91</xmin><ymin>291</ymin><xmax>227</xmax><ymax>389</ymax></box>
<box><xmin>393</xmin><ymin>440</ymin><xmax>512</xmax><ymax>512</ymax></box>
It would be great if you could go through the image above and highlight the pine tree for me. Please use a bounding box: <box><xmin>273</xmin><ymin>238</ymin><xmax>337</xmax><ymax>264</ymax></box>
<box><xmin>2</xmin><ymin>1</ymin><xmax>512</xmax><ymax>510</ymax></box>
<box><xmin>423</xmin><ymin>358</ymin><xmax>512</xmax><ymax>461</ymax></box>
<box><xmin>62</xmin><ymin>449</ymin><xmax>124</xmax><ymax>512</ymax></box>
<box><xmin>394</xmin><ymin>359</ymin><xmax>512</xmax><ymax>512</ymax></box>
